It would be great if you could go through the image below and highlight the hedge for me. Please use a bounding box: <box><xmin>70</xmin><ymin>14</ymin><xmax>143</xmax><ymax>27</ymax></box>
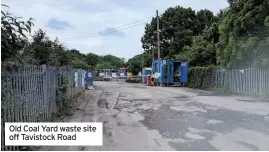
<box><xmin>187</xmin><ymin>66</ymin><xmax>219</xmax><ymax>90</ymax></box>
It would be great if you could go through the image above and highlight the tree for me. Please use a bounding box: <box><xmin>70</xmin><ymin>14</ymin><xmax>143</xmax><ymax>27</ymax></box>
<box><xmin>1</xmin><ymin>4</ymin><xmax>126</xmax><ymax>71</ymax></box>
<box><xmin>127</xmin><ymin>52</ymin><xmax>152</xmax><ymax>75</ymax></box>
<box><xmin>196</xmin><ymin>9</ymin><xmax>218</xmax><ymax>34</ymax></box>
<box><xmin>71</xmin><ymin>59</ymin><xmax>91</xmax><ymax>70</ymax></box>
<box><xmin>99</xmin><ymin>55</ymin><xmax>124</xmax><ymax>69</ymax></box>
<box><xmin>216</xmin><ymin>0</ymin><xmax>269</xmax><ymax>68</ymax></box>
<box><xmin>22</xmin><ymin>29</ymin><xmax>68</xmax><ymax>66</ymax></box>
<box><xmin>127</xmin><ymin>54</ymin><xmax>143</xmax><ymax>75</ymax></box>
<box><xmin>178</xmin><ymin>36</ymin><xmax>216</xmax><ymax>66</ymax></box>
<box><xmin>1</xmin><ymin>4</ymin><xmax>34</xmax><ymax>62</ymax></box>
<box><xmin>85</xmin><ymin>52</ymin><xmax>99</xmax><ymax>67</ymax></box>
<box><xmin>141</xmin><ymin>6</ymin><xmax>217</xmax><ymax>60</ymax></box>
<box><xmin>176</xmin><ymin>21</ymin><xmax>220</xmax><ymax>66</ymax></box>
<box><xmin>63</xmin><ymin>49</ymin><xmax>89</xmax><ymax>69</ymax></box>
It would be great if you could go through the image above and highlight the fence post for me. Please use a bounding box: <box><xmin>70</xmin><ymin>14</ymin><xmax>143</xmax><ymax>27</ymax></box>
<box><xmin>42</xmin><ymin>65</ymin><xmax>47</xmax><ymax>121</ymax></box>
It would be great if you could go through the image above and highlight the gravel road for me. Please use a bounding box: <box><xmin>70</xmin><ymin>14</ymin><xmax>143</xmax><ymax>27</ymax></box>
<box><xmin>41</xmin><ymin>81</ymin><xmax>269</xmax><ymax>151</ymax></box>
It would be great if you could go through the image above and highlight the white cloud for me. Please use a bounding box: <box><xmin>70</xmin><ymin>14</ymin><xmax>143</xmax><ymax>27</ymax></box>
<box><xmin>66</xmin><ymin>37</ymin><xmax>104</xmax><ymax>52</ymax></box>
<box><xmin>1</xmin><ymin>0</ymin><xmax>228</xmax><ymax>59</ymax></box>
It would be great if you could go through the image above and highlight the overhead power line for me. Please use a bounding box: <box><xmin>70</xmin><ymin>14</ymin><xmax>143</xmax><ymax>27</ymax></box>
<box><xmin>65</xmin><ymin>20</ymin><xmax>151</xmax><ymax>41</ymax></box>
<box><xmin>62</xmin><ymin>16</ymin><xmax>153</xmax><ymax>41</ymax></box>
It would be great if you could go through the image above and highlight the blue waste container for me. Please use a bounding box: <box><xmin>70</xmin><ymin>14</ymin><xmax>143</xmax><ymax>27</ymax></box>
<box><xmin>85</xmin><ymin>71</ymin><xmax>93</xmax><ymax>89</ymax></box>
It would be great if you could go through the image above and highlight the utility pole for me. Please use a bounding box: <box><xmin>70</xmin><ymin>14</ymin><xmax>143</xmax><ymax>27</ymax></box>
<box><xmin>141</xmin><ymin>51</ymin><xmax>144</xmax><ymax>68</ymax></box>
<box><xmin>152</xmin><ymin>46</ymin><xmax>154</xmax><ymax>61</ymax></box>
<box><xmin>156</xmin><ymin>10</ymin><xmax>160</xmax><ymax>59</ymax></box>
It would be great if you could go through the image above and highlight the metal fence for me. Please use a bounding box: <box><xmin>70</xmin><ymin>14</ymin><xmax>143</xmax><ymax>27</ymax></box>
<box><xmin>1</xmin><ymin>65</ymin><xmax>86</xmax><ymax>151</ymax></box>
<box><xmin>111</xmin><ymin>76</ymin><xmax>128</xmax><ymax>82</ymax></box>
<box><xmin>212</xmin><ymin>68</ymin><xmax>269</xmax><ymax>97</ymax></box>
<box><xmin>125</xmin><ymin>76</ymin><xmax>142</xmax><ymax>83</ymax></box>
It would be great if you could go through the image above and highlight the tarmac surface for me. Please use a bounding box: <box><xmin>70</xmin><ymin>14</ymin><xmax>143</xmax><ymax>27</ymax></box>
<box><xmin>41</xmin><ymin>81</ymin><xmax>269</xmax><ymax>151</ymax></box>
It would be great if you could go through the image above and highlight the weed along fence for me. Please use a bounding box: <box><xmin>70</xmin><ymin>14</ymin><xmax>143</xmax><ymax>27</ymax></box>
<box><xmin>1</xmin><ymin>65</ymin><xmax>86</xmax><ymax>151</ymax></box>
<box><xmin>211</xmin><ymin>68</ymin><xmax>269</xmax><ymax>98</ymax></box>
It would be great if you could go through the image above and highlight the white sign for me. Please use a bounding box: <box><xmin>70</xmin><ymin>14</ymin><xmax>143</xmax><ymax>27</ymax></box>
<box><xmin>112</xmin><ymin>73</ymin><xmax>117</xmax><ymax>77</ymax></box>
<box><xmin>163</xmin><ymin>60</ymin><xmax>166</xmax><ymax>65</ymax></box>
<box><xmin>88</xmin><ymin>72</ymin><xmax>92</xmax><ymax>78</ymax></box>
<box><xmin>5</xmin><ymin>122</ymin><xmax>103</xmax><ymax>146</ymax></box>
<box><xmin>155</xmin><ymin>72</ymin><xmax>160</xmax><ymax>78</ymax></box>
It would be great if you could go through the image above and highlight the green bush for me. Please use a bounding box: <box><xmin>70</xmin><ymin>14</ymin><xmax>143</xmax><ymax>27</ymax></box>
<box><xmin>187</xmin><ymin>66</ymin><xmax>219</xmax><ymax>90</ymax></box>
<box><xmin>56</xmin><ymin>74</ymin><xmax>69</xmax><ymax>116</ymax></box>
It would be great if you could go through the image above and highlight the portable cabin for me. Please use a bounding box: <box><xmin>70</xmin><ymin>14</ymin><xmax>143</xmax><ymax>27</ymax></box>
<box><xmin>142</xmin><ymin>67</ymin><xmax>152</xmax><ymax>84</ymax></box>
<box><xmin>151</xmin><ymin>59</ymin><xmax>189</xmax><ymax>86</ymax></box>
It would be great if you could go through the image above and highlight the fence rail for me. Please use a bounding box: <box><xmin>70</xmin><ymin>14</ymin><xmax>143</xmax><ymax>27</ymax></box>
<box><xmin>1</xmin><ymin>65</ymin><xmax>86</xmax><ymax>151</ymax></box>
<box><xmin>211</xmin><ymin>68</ymin><xmax>269</xmax><ymax>97</ymax></box>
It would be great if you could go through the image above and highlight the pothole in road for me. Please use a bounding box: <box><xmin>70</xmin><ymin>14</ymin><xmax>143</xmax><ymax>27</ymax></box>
<box><xmin>138</xmin><ymin>102</ymin><xmax>269</xmax><ymax>150</ymax></box>
<box><xmin>139</xmin><ymin>105</ymin><xmax>189</xmax><ymax>139</ymax></box>
<box><xmin>76</xmin><ymin>107</ymin><xmax>85</xmax><ymax>111</ymax></box>
<box><xmin>118</xmin><ymin>97</ymin><xmax>128</xmax><ymax>101</ymax></box>
<box><xmin>172</xmin><ymin>95</ymin><xmax>190</xmax><ymax>101</ymax></box>
<box><xmin>97</xmin><ymin>99</ymin><xmax>109</xmax><ymax>109</ymax></box>
<box><xmin>139</xmin><ymin>103</ymin><xmax>268</xmax><ymax>139</ymax></box>
<box><xmin>113</xmin><ymin>103</ymin><xmax>130</xmax><ymax>111</ymax></box>
<box><xmin>138</xmin><ymin>105</ymin><xmax>221</xmax><ymax>150</ymax></box>
<box><xmin>104</xmin><ymin>92</ymin><xmax>112</xmax><ymax>95</ymax></box>
<box><xmin>119</xmin><ymin>93</ymin><xmax>127</xmax><ymax>97</ymax></box>
<box><xmin>130</xmin><ymin>98</ymin><xmax>151</xmax><ymax>102</ymax></box>
<box><xmin>103</xmin><ymin>120</ymin><xmax>113</xmax><ymax>136</ymax></box>
<box><xmin>84</xmin><ymin>112</ymin><xmax>94</xmax><ymax>116</ymax></box>
<box><xmin>127</xmin><ymin>108</ymin><xmax>143</xmax><ymax>114</ymax></box>
<box><xmin>134</xmin><ymin>103</ymin><xmax>143</xmax><ymax>107</ymax></box>
<box><xmin>133</xmin><ymin>85</ymin><xmax>147</xmax><ymax>89</ymax></box>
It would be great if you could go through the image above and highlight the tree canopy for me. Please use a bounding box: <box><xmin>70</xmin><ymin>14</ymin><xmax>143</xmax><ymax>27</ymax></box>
<box><xmin>1</xmin><ymin>4</ymin><xmax>34</xmax><ymax>62</ymax></box>
<box><xmin>138</xmin><ymin>0</ymin><xmax>269</xmax><ymax>69</ymax></box>
<box><xmin>216</xmin><ymin>0</ymin><xmax>269</xmax><ymax>68</ymax></box>
<box><xmin>1</xmin><ymin>4</ymin><xmax>125</xmax><ymax>71</ymax></box>
<box><xmin>140</xmin><ymin>6</ymin><xmax>219</xmax><ymax>68</ymax></box>
<box><xmin>3</xmin><ymin>0</ymin><xmax>269</xmax><ymax>74</ymax></box>
<box><xmin>127</xmin><ymin>53</ymin><xmax>152</xmax><ymax>75</ymax></box>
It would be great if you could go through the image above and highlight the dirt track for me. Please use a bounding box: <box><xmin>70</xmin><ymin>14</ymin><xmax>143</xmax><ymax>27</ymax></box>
<box><xmin>41</xmin><ymin>81</ymin><xmax>269</xmax><ymax>151</ymax></box>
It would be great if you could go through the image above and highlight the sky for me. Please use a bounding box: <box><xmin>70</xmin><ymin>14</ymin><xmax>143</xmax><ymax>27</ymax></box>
<box><xmin>2</xmin><ymin>0</ymin><xmax>229</xmax><ymax>60</ymax></box>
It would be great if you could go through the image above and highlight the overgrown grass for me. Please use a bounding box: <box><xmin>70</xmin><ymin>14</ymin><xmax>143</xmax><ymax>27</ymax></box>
<box><xmin>210</xmin><ymin>86</ymin><xmax>233</xmax><ymax>95</ymax></box>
